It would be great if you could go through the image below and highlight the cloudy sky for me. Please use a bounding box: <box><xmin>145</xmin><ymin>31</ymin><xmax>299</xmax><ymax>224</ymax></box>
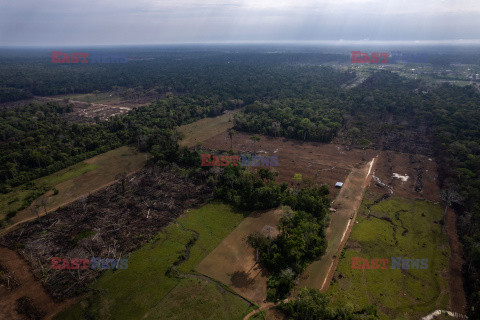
<box><xmin>1</xmin><ymin>0</ymin><xmax>479</xmax><ymax>46</ymax></box>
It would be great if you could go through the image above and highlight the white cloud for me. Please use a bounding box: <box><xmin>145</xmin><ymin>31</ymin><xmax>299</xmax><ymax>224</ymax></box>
<box><xmin>1</xmin><ymin>0</ymin><xmax>479</xmax><ymax>45</ymax></box>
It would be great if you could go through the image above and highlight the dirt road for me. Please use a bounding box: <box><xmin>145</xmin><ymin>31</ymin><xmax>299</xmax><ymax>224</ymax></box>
<box><xmin>445</xmin><ymin>207</ymin><xmax>467</xmax><ymax>313</ymax></box>
<box><xmin>297</xmin><ymin>157</ymin><xmax>376</xmax><ymax>291</ymax></box>
<box><xmin>0</xmin><ymin>247</ymin><xmax>74</xmax><ymax>320</ymax></box>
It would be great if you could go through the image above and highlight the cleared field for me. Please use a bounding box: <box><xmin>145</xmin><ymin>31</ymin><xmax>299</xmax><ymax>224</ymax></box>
<box><xmin>53</xmin><ymin>202</ymin><xmax>253</xmax><ymax>320</ymax></box>
<box><xmin>177</xmin><ymin>110</ymin><xmax>240</xmax><ymax>148</ymax></box>
<box><xmin>202</xmin><ymin>131</ymin><xmax>377</xmax><ymax>198</ymax></box>
<box><xmin>55</xmin><ymin>92</ymin><xmax>122</xmax><ymax>104</ymax></box>
<box><xmin>47</xmin><ymin>93</ymin><xmax>158</xmax><ymax>123</ymax></box>
<box><xmin>0</xmin><ymin>162</ymin><xmax>97</xmax><ymax>221</ymax></box>
<box><xmin>0</xmin><ymin>247</ymin><xmax>76</xmax><ymax>320</ymax></box>
<box><xmin>296</xmin><ymin>157</ymin><xmax>375</xmax><ymax>292</ymax></box>
<box><xmin>3</xmin><ymin>146</ymin><xmax>148</xmax><ymax>230</ymax></box>
<box><xmin>370</xmin><ymin>151</ymin><xmax>440</xmax><ymax>201</ymax></box>
<box><xmin>327</xmin><ymin>194</ymin><xmax>450</xmax><ymax>320</ymax></box>
<box><xmin>197</xmin><ymin>208</ymin><xmax>284</xmax><ymax>305</ymax></box>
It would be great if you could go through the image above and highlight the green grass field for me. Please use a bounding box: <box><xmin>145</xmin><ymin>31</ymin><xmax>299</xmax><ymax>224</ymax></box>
<box><xmin>1</xmin><ymin>146</ymin><xmax>148</xmax><ymax>227</ymax></box>
<box><xmin>177</xmin><ymin>110</ymin><xmax>240</xmax><ymax>148</ymax></box>
<box><xmin>54</xmin><ymin>202</ymin><xmax>254</xmax><ymax>320</ymax></box>
<box><xmin>0</xmin><ymin>162</ymin><xmax>98</xmax><ymax>221</ymax></box>
<box><xmin>55</xmin><ymin>92</ymin><xmax>122</xmax><ymax>104</ymax></box>
<box><xmin>327</xmin><ymin>194</ymin><xmax>450</xmax><ymax>320</ymax></box>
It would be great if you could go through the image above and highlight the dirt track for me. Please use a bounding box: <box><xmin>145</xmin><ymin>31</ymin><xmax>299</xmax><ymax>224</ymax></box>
<box><xmin>202</xmin><ymin>130</ymin><xmax>463</xmax><ymax>317</ymax></box>
<box><xmin>0</xmin><ymin>247</ymin><xmax>74</xmax><ymax>320</ymax></box>
<box><xmin>445</xmin><ymin>207</ymin><xmax>467</xmax><ymax>313</ymax></box>
<box><xmin>297</xmin><ymin>157</ymin><xmax>376</xmax><ymax>291</ymax></box>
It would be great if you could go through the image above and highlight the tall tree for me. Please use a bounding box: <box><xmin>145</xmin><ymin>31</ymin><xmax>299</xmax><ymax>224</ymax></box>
<box><xmin>228</xmin><ymin>129</ymin><xmax>235</xmax><ymax>150</ymax></box>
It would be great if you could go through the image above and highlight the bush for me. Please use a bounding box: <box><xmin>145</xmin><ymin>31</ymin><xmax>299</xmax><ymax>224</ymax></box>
<box><xmin>6</xmin><ymin>210</ymin><xmax>17</xmax><ymax>220</ymax></box>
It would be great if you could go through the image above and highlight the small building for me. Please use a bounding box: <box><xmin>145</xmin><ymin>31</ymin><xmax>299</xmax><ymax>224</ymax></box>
<box><xmin>335</xmin><ymin>182</ymin><xmax>343</xmax><ymax>188</ymax></box>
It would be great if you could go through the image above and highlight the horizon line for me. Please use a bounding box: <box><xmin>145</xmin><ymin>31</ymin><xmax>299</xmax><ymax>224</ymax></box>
<box><xmin>3</xmin><ymin>39</ymin><xmax>480</xmax><ymax>48</ymax></box>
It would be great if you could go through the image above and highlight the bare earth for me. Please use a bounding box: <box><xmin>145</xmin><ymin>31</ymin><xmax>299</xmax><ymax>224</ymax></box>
<box><xmin>0</xmin><ymin>246</ymin><xmax>75</xmax><ymax>320</ymax></box>
<box><xmin>197</xmin><ymin>209</ymin><xmax>283</xmax><ymax>305</ymax></box>
<box><xmin>202</xmin><ymin>131</ymin><xmax>377</xmax><ymax>198</ymax></box>
<box><xmin>3</xmin><ymin>146</ymin><xmax>148</xmax><ymax>235</ymax></box>
<box><xmin>177</xmin><ymin>110</ymin><xmax>239</xmax><ymax>148</ymax></box>
<box><xmin>297</xmin><ymin>157</ymin><xmax>376</xmax><ymax>291</ymax></box>
<box><xmin>201</xmin><ymin>130</ymin><xmax>463</xmax><ymax>315</ymax></box>
<box><xmin>369</xmin><ymin>151</ymin><xmax>441</xmax><ymax>201</ymax></box>
<box><xmin>445</xmin><ymin>207</ymin><xmax>467</xmax><ymax>313</ymax></box>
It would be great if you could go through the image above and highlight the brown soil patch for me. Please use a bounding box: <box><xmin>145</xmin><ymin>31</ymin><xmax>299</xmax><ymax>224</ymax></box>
<box><xmin>197</xmin><ymin>208</ymin><xmax>283</xmax><ymax>305</ymax></box>
<box><xmin>4</xmin><ymin>146</ymin><xmax>148</xmax><ymax>234</ymax></box>
<box><xmin>0</xmin><ymin>96</ymin><xmax>147</xmax><ymax>124</ymax></box>
<box><xmin>297</xmin><ymin>158</ymin><xmax>376</xmax><ymax>291</ymax></box>
<box><xmin>1</xmin><ymin>166</ymin><xmax>213</xmax><ymax>301</ymax></box>
<box><xmin>230</xmin><ymin>271</ymin><xmax>256</xmax><ymax>289</ymax></box>
<box><xmin>46</xmin><ymin>95</ymin><xmax>159</xmax><ymax>124</ymax></box>
<box><xmin>199</xmin><ymin>129</ymin><xmax>458</xmax><ymax>314</ymax></box>
<box><xmin>202</xmin><ymin>131</ymin><xmax>377</xmax><ymax>199</ymax></box>
<box><xmin>177</xmin><ymin>110</ymin><xmax>239</xmax><ymax>148</ymax></box>
<box><xmin>369</xmin><ymin>151</ymin><xmax>440</xmax><ymax>201</ymax></box>
<box><xmin>445</xmin><ymin>207</ymin><xmax>467</xmax><ymax>314</ymax></box>
<box><xmin>0</xmin><ymin>246</ymin><xmax>74</xmax><ymax>320</ymax></box>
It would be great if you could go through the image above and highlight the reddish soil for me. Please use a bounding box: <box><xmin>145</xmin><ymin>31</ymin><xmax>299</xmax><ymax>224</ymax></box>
<box><xmin>197</xmin><ymin>209</ymin><xmax>283</xmax><ymax>305</ymax></box>
<box><xmin>0</xmin><ymin>246</ymin><xmax>75</xmax><ymax>320</ymax></box>
<box><xmin>368</xmin><ymin>151</ymin><xmax>440</xmax><ymax>201</ymax></box>
<box><xmin>202</xmin><ymin>131</ymin><xmax>377</xmax><ymax>199</ymax></box>
<box><xmin>0</xmin><ymin>95</ymin><xmax>158</xmax><ymax>124</ymax></box>
<box><xmin>297</xmin><ymin>158</ymin><xmax>376</xmax><ymax>292</ymax></box>
<box><xmin>445</xmin><ymin>207</ymin><xmax>467</xmax><ymax>314</ymax></box>
<box><xmin>1</xmin><ymin>166</ymin><xmax>213</xmax><ymax>301</ymax></box>
<box><xmin>202</xmin><ymin>129</ymin><xmax>463</xmax><ymax>316</ymax></box>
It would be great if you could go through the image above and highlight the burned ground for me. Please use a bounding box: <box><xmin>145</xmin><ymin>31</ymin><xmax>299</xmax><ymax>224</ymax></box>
<box><xmin>334</xmin><ymin>107</ymin><xmax>435</xmax><ymax>157</ymax></box>
<box><xmin>0</xmin><ymin>165</ymin><xmax>213</xmax><ymax>303</ymax></box>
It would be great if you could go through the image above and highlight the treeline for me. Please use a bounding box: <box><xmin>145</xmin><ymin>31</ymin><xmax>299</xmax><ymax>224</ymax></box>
<box><xmin>233</xmin><ymin>70</ymin><xmax>424</xmax><ymax>145</ymax></box>
<box><xmin>347</xmin><ymin>73</ymin><xmax>480</xmax><ymax>317</ymax></box>
<box><xmin>278</xmin><ymin>288</ymin><xmax>378</xmax><ymax>320</ymax></box>
<box><xmin>215</xmin><ymin>165</ymin><xmax>330</xmax><ymax>300</ymax></box>
<box><xmin>0</xmin><ymin>87</ymin><xmax>33</xmax><ymax>103</ymax></box>
<box><xmin>231</xmin><ymin>66</ymin><xmax>354</xmax><ymax>143</ymax></box>
<box><xmin>235</xmin><ymin>67</ymin><xmax>355</xmax><ymax>142</ymax></box>
<box><xmin>338</xmin><ymin>72</ymin><xmax>480</xmax><ymax>317</ymax></box>
<box><xmin>426</xmin><ymin>84</ymin><xmax>480</xmax><ymax>318</ymax></box>
<box><xmin>0</xmin><ymin>95</ymin><xmax>239</xmax><ymax>193</ymax></box>
<box><xmin>234</xmin><ymin>97</ymin><xmax>345</xmax><ymax>142</ymax></box>
<box><xmin>236</xmin><ymin>69</ymin><xmax>480</xmax><ymax>314</ymax></box>
<box><xmin>0</xmin><ymin>49</ymin><xmax>349</xmax><ymax>103</ymax></box>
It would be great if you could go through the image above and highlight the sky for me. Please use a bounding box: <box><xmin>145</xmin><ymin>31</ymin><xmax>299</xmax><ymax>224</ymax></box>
<box><xmin>1</xmin><ymin>0</ymin><xmax>480</xmax><ymax>46</ymax></box>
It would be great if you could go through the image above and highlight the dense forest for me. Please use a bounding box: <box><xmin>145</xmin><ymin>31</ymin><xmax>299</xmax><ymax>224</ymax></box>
<box><xmin>1</xmin><ymin>46</ymin><xmax>479</xmax><ymax>103</ymax></box>
<box><xmin>0</xmin><ymin>95</ymin><xmax>242</xmax><ymax>193</ymax></box>
<box><xmin>0</xmin><ymin>48</ymin><xmax>350</xmax><ymax>103</ymax></box>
